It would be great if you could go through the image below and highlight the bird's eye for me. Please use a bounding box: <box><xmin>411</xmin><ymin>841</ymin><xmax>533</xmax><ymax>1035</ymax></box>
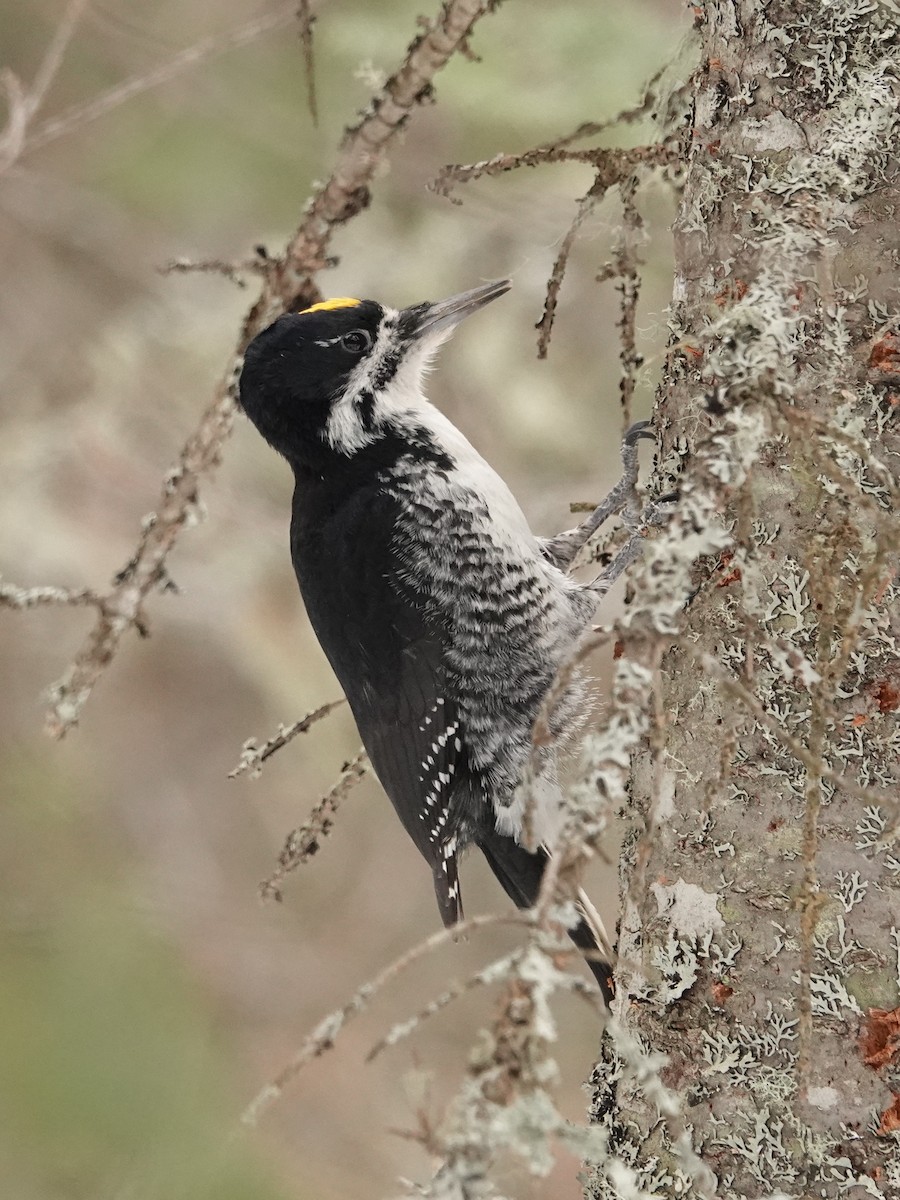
<box><xmin>340</xmin><ymin>329</ymin><xmax>372</xmax><ymax>354</ymax></box>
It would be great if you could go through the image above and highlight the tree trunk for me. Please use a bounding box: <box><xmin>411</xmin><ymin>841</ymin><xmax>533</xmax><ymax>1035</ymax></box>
<box><xmin>585</xmin><ymin>3</ymin><xmax>900</xmax><ymax>1197</ymax></box>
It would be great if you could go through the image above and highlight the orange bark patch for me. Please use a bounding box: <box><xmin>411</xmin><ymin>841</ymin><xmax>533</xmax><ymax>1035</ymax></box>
<box><xmin>711</xmin><ymin>981</ymin><xmax>734</xmax><ymax>1006</ymax></box>
<box><xmin>860</xmin><ymin>1007</ymin><xmax>900</xmax><ymax>1070</ymax></box>
<box><xmin>873</xmin><ymin>571</ymin><xmax>896</xmax><ymax>605</ymax></box>
<box><xmin>872</xmin><ymin>680</ymin><xmax>900</xmax><ymax>714</ymax></box>
<box><xmin>869</xmin><ymin>332</ymin><xmax>900</xmax><ymax>375</ymax></box>
<box><xmin>877</xmin><ymin>1095</ymin><xmax>900</xmax><ymax>1135</ymax></box>
<box><xmin>716</xmin><ymin>567</ymin><xmax>742</xmax><ymax>588</ymax></box>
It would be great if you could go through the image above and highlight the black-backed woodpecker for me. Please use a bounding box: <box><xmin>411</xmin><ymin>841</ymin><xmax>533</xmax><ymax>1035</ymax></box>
<box><xmin>239</xmin><ymin>281</ymin><xmax>641</xmax><ymax>1004</ymax></box>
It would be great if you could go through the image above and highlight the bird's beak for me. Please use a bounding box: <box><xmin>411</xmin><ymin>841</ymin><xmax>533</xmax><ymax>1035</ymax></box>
<box><xmin>403</xmin><ymin>279</ymin><xmax>512</xmax><ymax>342</ymax></box>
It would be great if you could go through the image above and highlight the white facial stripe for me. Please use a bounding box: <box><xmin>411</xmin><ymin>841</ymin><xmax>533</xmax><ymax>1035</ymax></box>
<box><xmin>323</xmin><ymin>307</ymin><xmax>402</xmax><ymax>454</ymax></box>
<box><xmin>322</xmin><ymin>308</ymin><xmax>459</xmax><ymax>456</ymax></box>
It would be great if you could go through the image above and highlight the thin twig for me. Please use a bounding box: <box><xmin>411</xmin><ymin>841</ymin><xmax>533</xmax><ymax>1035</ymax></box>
<box><xmin>601</xmin><ymin>174</ymin><xmax>643</xmax><ymax>428</ymax></box>
<box><xmin>297</xmin><ymin>0</ymin><xmax>318</xmax><ymax>127</ymax></box>
<box><xmin>535</xmin><ymin>174</ymin><xmax>609</xmax><ymax>360</ymax></box>
<box><xmin>40</xmin><ymin>0</ymin><xmax>504</xmax><ymax>737</ymax></box>
<box><xmin>366</xmin><ymin>950</ymin><xmax>520</xmax><ymax>1062</ymax></box>
<box><xmin>239</xmin><ymin>910</ymin><xmax>526</xmax><ymax>1127</ymax></box>
<box><xmin>259</xmin><ymin>749</ymin><xmax>369</xmax><ymax>900</ymax></box>
<box><xmin>23</xmin><ymin>4</ymin><xmax>299</xmax><ymax>158</ymax></box>
<box><xmin>0</xmin><ymin>579</ymin><xmax>106</xmax><ymax>613</ymax></box>
<box><xmin>0</xmin><ymin>0</ymin><xmax>88</xmax><ymax>171</ymax></box>
<box><xmin>431</xmin><ymin>139</ymin><xmax>672</xmax><ymax>202</ymax></box>
<box><xmin>159</xmin><ymin>255</ymin><xmax>268</xmax><ymax>288</ymax></box>
<box><xmin>367</xmin><ymin>943</ymin><xmax>605</xmax><ymax>1064</ymax></box>
<box><xmin>546</xmin><ymin>60</ymin><xmax>670</xmax><ymax>151</ymax></box>
<box><xmin>228</xmin><ymin>700</ymin><xmax>346</xmax><ymax>778</ymax></box>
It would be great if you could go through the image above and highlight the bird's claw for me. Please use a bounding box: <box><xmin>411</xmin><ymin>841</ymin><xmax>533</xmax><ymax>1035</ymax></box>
<box><xmin>624</xmin><ymin>420</ymin><xmax>655</xmax><ymax>446</ymax></box>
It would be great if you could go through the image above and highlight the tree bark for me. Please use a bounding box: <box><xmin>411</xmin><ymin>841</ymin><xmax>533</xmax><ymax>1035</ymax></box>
<box><xmin>585</xmin><ymin>3</ymin><xmax>900</xmax><ymax>1197</ymax></box>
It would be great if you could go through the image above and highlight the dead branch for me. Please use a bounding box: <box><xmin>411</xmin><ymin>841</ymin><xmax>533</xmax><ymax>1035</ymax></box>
<box><xmin>366</xmin><ymin>950</ymin><xmax>521</xmax><ymax>1062</ymax></box>
<box><xmin>274</xmin><ymin>0</ymin><xmax>507</xmax><ymax>313</ymax></box>
<box><xmin>228</xmin><ymin>700</ymin><xmax>346</xmax><ymax>779</ymax></box>
<box><xmin>259</xmin><ymin>749</ymin><xmax>370</xmax><ymax>900</ymax></box>
<box><xmin>535</xmin><ymin>174</ymin><xmax>609</xmax><ymax>360</ymax></box>
<box><xmin>159</xmin><ymin>255</ymin><xmax>268</xmax><ymax>288</ymax></box>
<box><xmin>297</xmin><ymin>0</ymin><xmax>318</xmax><ymax>127</ymax></box>
<box><xmin>600</xmin><ymin>174</ymin><xmax>644</xmax><ymax>427</ymax></box>
<box><xmin>37</xmin><ymin>0</ymin><xmax>504</xmax><ymax>737</ymax></box>
<box><xmin>20</xmin><ymin>4</ymin><xmax>299</xmax><ymax>160</ymax></box>
<box><xmin>431</xmin><ymin>126</ymin><xmax>675</xmax><ymax>360</ymax></box>
<box><xmin>239</xmin><ymin>910</ymin><xmax>525</xmax><ymax>1128</ymax></box>
<box><xmin>0</xmin><ymin>579</ymin><xmax>106</xmax><ymax>614</ymax></box>
<box><xmin>0</xmin><ymin>0</ymin><xmax>88</xmax><ymax>173</ymax></box>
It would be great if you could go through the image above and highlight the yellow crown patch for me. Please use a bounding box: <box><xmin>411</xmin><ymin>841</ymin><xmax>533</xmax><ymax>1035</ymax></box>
<box><xmin>300</xmin><ymin>297</ymin><xmax>362</xmax><ymax>315</ymax></box>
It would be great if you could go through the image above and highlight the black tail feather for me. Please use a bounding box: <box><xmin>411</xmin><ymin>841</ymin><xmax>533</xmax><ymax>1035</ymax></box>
<box><xmin>477</xmin><ymin>828</ymin><xmax>614</xmax><ymax>1007</ymax></box>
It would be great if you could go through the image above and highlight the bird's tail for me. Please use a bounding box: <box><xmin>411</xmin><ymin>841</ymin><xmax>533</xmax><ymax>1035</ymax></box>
<box><xmin>476</xmin><ymin>827</ymin><xmax>614</xmax><ymax>1006</ymax></box>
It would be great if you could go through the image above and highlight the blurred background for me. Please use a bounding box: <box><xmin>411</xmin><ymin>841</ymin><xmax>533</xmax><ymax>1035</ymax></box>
<box><xmin>0</xmin><ymin>2</ymin><xmax>689</xmax><ymax>1196</ymax></box>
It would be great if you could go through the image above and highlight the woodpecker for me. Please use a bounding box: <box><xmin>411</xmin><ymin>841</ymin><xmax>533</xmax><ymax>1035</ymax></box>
<box><xmin>239</xmin><ymin>281</ymin><xmax>650</xmax><ymax>1005</ymax></box>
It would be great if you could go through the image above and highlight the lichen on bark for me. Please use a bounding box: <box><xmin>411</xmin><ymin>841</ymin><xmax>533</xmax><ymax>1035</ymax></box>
<box><xmin>583</xmin><ymin>2</ymin><xmax>900</xmax><ymax>1197</ymax></box>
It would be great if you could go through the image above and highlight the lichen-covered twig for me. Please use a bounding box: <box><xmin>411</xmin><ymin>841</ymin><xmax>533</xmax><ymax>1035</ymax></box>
<box><xmin>228</xmin><ymin>700</ymin><xmax>346</xmax><ymax>779</ymax></box>
<box><xmin>0</xmin><ymin>579</ymin><xmax>106</xmax><ymax>614</ymax></box>
<box><xmin>366</xmin><ymin>950</ymin><xmax>523</xmax><ymax>1063</ymax></box>
<box><xmin>599</xmin><ymin>174</ymin><xmax>644</xmax><ymax>427</ymax></box>
<box><xmin>35</xmin><ymin>0</ymin><xmax>504</xmax><ymax>737</ymax></box>
<box><xmin>431</xmin><ymin>138</ymin><xmax>673</xmax><ymax>203</ymax></box>
<box><xmin>259</xmin><ymin>749</ymin><xmax>369</xmax><ymax>901</ymax></box>
<box><xmin>431</xmin><ymin>135</ymin><xmax>674</xmax><ymax>359</ymax></box>
<box><xmin>239</xmin><ymin>910</ymin><xmax>525</xmax><ymax>1128</ymax></box>
<box><xmin>273</xmin><ymin>0</ymin><xmax>507</xmax><ymax>314</ymax></box>
<box><xmin>535</xmin><ymin>173</ymin><xmax>611</xmax><ymax>361</ymax></box>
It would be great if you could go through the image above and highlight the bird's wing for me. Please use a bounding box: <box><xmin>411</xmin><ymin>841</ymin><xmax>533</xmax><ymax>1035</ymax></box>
<box><xmin>359</xmin><ymin>639</ymin><xmax>472</xmax><ymax>927</ymax></box>
<box><xmin>292</xmin><ymin>481</ymin><xmax>480</xmax><ymax>926</ymax></box>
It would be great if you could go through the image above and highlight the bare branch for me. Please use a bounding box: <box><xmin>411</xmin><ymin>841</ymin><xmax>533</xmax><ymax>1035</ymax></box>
<box><xmin>38</xmin><ymin>0</ymin><xmax>504</xmax><ymax>737</ymax></box>
<box><xmin>297</xmin><ymin>0</ymin><xmax>319</xmax><ymax>127</ymax></box>
<box><xmin>0</xmin><ymin>579</ymin><xmax>106</xmax><ymax>613</ymax></box>
<box><xmin>239</xmin><ymin>911</ymin><xmax>525</xmax><ymax>1128</ymax></box>
<box><xmin>535</xmin><ymin>174</ymin><xmax>609</xmax><ymax>360</ymax></box>
<box><xmin>259</xmin><ymin>749</ymin><xmax>369</xmax><ymax>900</ymax></box>
<box><xmin>0</xmin><ymin>0</ymin><xmax>88</xmax><ymax>172</ymax></box>
<box><xmin>275</xmin><ymin>0</ymin><xmax>507</xmax><ymax>312</ymax></box>
<box><xmin>22</xmin><ymin>4</ymin><xmax>298</xmax><ymax>158</ymax></box>
<box><xmin>228</xmin><ymin>700</ymin><xmax>346</xmax><ymax>778</ymax></box>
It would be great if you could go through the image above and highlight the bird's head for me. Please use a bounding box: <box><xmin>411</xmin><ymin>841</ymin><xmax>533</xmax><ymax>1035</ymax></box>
<box><xmin>238</xmin><ymin>279</ymin><xmax>511</xmax><ymax>467</ymax></box>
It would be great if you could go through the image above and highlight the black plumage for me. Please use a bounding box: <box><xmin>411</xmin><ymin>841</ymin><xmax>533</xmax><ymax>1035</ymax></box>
<box><xmin>239</xmin><ymin>285</ymin><xmax>614</xmax><ymax>1003</ymax></box>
